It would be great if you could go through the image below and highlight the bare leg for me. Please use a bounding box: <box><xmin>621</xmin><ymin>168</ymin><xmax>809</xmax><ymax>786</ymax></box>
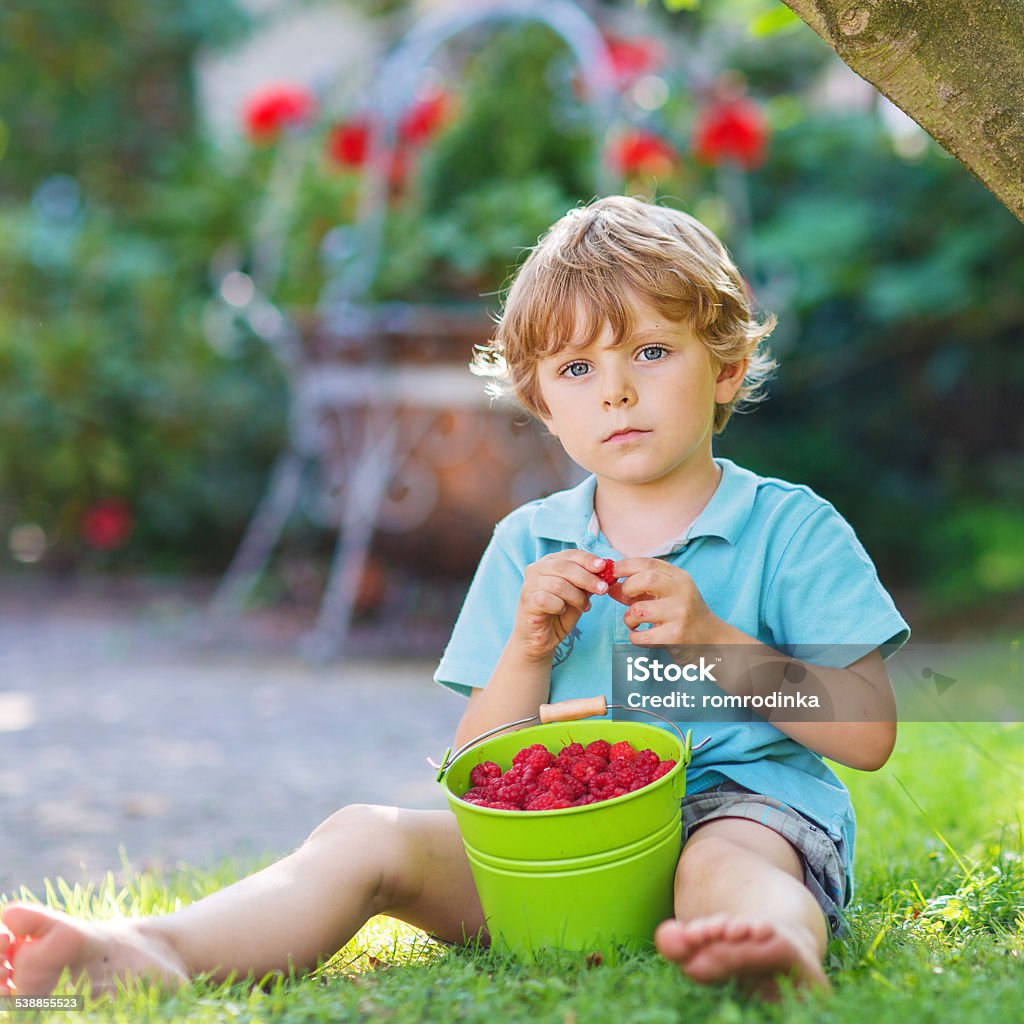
<box><xmin>1</xmin><ymin>805</ymin><xmax>485</xmax><ymax>996</ymax></box>
<box><xmin>654</xmin><ymin>817</ymin><xmax>831</xmax><ymax>999</ymax></box>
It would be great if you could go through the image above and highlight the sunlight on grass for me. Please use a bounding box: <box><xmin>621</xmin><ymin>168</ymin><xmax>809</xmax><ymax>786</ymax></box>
<box><xmin>318</xmin><ymin>914</ymin><xmax>446</xmax><ymax>977</ymax></box>
<box><xmin>0</xmin><ymin>854</ymin><xmax>448</xmax><ymax>1023</ymax></box>
<box><xmin>834</xmin><ymin>718</ymin><xmax>1024</xmax><ymax>989</ymax></box>
<box><xmin>2</xmin><ymin>849</ymin><xmax>278</xmax><ymax>920</ymax></box>
<box><xmin>0</xmin><ymin>848</ymin><xmax>445</xmax><ymax>973</ymax></box>
<box><xmin>840</xmin><ymin>722</ymin><xmax>1024</xmax><ymax>878</ymax></box>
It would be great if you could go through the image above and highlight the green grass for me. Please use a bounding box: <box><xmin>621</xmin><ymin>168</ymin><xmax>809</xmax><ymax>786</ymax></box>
<box><xmin>4</xmin><ymin>722</ymin><xmax>1024</xmax><ymax>1023</ymax></box>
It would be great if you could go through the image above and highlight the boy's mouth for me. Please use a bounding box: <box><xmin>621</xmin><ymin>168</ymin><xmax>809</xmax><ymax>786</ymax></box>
<box><xmin>603</xmin><ymin>427</ymin><xmax>650</xmax><ymax>443</ymax></box>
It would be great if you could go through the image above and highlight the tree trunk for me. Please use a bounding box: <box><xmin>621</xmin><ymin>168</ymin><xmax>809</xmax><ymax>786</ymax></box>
<box><xmin>780</xmin><ymin>0</ymin><xmax>1024</xmax><ymax>223</ymax></box>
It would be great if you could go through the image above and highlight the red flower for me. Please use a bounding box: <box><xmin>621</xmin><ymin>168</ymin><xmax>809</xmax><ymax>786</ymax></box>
<box><xmin>82</xmin><ymin>499</ymin><xmax>133</xmax><ymax>551</ymax></box>
<box><xmin>327</xmin><ymin>118</ymin><xmax>371</xmax><ymax>167</ymax></box>
<box><xmin>693</xmin><ymin>96</ymin><xmax>769</xmax><ymax>170</ymax></box>
<box><xmin>326</xmin><ymin>119</ymin><xmax>410</xmax><ymax>189</ymax></box>
<box><xmin>603</xmin><ymin>33</ymin><xmax>664</xmax><ymax>88</ymax></box>
<box><xmin>244</xmin><ymin>83</ymin><xmax>316</xmax><ymax>140</ymax></box>
<box><xmin>611</xmin><ymin>130</ymin><xmax>678</xmax><ymax>178</ymax></box>
<box><xmin>399</xmin><ymin>91</ymin><xmax>451</xmax><ymax>145</ymax></box>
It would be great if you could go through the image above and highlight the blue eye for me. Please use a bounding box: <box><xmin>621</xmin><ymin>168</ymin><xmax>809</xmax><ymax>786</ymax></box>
<box><xmin>560</xmin><ymin>360</ymin><xmax>591</xmax><ymax>378</ymax></box>
<box><xmin>638</xmin><ymin>345</ymin><xmax>668</xmax><ymax>361</ymax></box>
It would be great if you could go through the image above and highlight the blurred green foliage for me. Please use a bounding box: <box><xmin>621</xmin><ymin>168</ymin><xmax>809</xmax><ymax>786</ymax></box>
<box><xmin>422</xmin><ymin>26</ymin><xmax>594</xmax><ymax>208</ymax></box>
<box><xmin>0</xmin><ymin>189</ymin><xmax>287</xmax><ymax>570</ymax></box>
<box><xmin>376</xmin><ymin>24</ymin><xmax>596</xmax><ymax>298</ymax></box>
<box><xmin>0</xmin><ymin>1</ymin><xmax>287</xmax><ymax>570</ymax></box>
<box><xmin>0</xmin><ymin>2</ymin><xmax>249</xmax><ymax>196</ymax></box>
<box><xmin>0</xmin><ymin>0</ymin><xmax>1021</xmax><ymax>621</ymax></box>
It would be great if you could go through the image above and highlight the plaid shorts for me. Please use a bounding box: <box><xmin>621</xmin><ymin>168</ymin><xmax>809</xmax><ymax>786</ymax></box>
<box><xmin>680</xmin><ymin>782</ymin><xmax>849</xmax><ymax>939</ymax></box>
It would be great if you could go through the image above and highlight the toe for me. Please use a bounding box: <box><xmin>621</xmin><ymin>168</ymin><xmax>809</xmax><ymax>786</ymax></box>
<box><xmin>724</xmin><ymin>919</ymin><xmax>752</xmax><ymax>942</ymax></box>
<box><xmin>699</xmin><ymin>914</ymin><xmax>730</xmax><ymax>942</ymax></box>
<box><xmin>1</xmin><ymin>904</ymin><xmax>55</xmax><ymax>941</ymax></box>
<box><xmin>654</xmin><ymin>919</ymin><xmax>694</xmax><ymax>960</ymax></box>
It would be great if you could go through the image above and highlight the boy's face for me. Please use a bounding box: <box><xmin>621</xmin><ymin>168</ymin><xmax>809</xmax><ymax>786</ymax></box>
<box><xmin>535</xmin><ymin>297</ymin><xmax>746</xmax><ymax>489</ymax></box>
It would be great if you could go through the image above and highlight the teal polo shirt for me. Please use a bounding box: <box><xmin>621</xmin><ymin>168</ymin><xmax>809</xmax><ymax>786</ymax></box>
<box><xmin>435</xmin><ymin>457</ymin><xmax>910</xmax><ymax>902</ymax></box>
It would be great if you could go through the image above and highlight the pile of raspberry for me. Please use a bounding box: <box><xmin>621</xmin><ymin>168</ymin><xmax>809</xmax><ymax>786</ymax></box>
<box><xmin>460</xmin><ymin>739</ymin><xmax>677</xmax><ymax>811</ymax></box>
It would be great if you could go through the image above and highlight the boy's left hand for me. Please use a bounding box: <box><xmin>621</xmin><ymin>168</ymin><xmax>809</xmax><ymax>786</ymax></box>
<box><xmin>609</xmin><ymin>558</ymin><xmax>723</xmax><ymax>646</ymax></box>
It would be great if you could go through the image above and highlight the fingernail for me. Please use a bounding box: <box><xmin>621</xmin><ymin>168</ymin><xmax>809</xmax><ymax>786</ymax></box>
<box><xmin>596</xmin><ymin>581</ymin><xmax>608</xmax><ymax>594</ymax></box>
<box><xmin>593</xmin><ymin>558</ymin><xmax>605</xmax><ymax>570</ymax></box>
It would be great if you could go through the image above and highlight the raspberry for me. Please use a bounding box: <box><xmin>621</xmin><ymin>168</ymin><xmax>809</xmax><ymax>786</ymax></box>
<box><xmin>585</xmin><ymin>740</ymin><xmax>612</xmax><ymax>762</ymax></box>
<box><xmin>497</xmin><ymin>782</ymin><xmax>529</xmax><ymax>807</ymax></box>
<box><xmin>564</xmin><ymin>776</ymin><xmax>586</xmax><ymax>800</ymax></box>
<box><xmin>651</xmin><ymin>759</ymin><xmax>677</xmax><ymax>781</ymax></box>
<box><xmin>609</xmin><ymin>762</ymin><xmax>636</xmax><ymax>787</ymax></box>
<box><xmin>596</xmin><ymin>561</ymin><xmax>618</xmax><ymax>586</ymax></box>
<box><xmin>485</xmin><ymin>800</ymin><xmax>521</xmax><ymax>810</ymax></box>
<box><xmin>538</xmin><ymin>767</ymin><xmax>568</xmax><ymax>790</ymax></box>
<box><xmin>635</xmin><ymin>748</ymin><xmax>660</xmax><ymax>772</ymax></box>
<box><xmin>525</xmin><ymin>749</ymin><xmax>555</xmax><ymax>772</ymax></box>
<box><xmin>546</xmin><ymin>781</ymin><xmax>573</xmax><ymax>801</ymax></box>
<box><xmin>469</xmin><ymin>761</ymin><xmax>502</xmax><ymax>788</ymax></box>
<box><xmin>556</xmin><ymin>742</ymin><xmax>586</xmax><ymax>767</ymax></box>
<box><xmin>570</xmin><ymin>759</ymin><xmax>600</xmax><ymax>784</ymax></box>
<box><xmin>628</xmin><ymin>778</ymin><xmax>649</xmax><ymax>792</ymax></box>
<box><xmin>513</xmin><ymin>743</ymin><xmax>550</xmax><ymax>768</ymax></box>
<box><xmin>527</xmin><ymin>792</ymin><xmax>572</xmax><ymax>811</ymax></box>
<box><xmin>461</xmin><ymin>787</ymin><xmax>490</xmax><ymax>803</ymax></box>
<box><xmin>609</xmin><ymin>741</ymin><xmax>637</xmax><ymax>762</ymax></box>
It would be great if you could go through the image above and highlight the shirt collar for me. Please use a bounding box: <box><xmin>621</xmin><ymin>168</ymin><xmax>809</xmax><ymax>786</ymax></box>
<box><xmin>529</xmin><ymin>457</ymin><xmax>759</xmax><ymax>547</ymax></box>
<box><xmin>686</xmin><ymin>458</ymin><xmax>759</xmax><ymax>544</ymax></box>
<box><xmin>529</xmin><ymin>474</ymin><xmax>598</xmax><ymax>545</ymax></box>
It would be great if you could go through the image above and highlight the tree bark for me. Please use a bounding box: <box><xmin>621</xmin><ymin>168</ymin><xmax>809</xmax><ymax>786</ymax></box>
<box><xmin>780</xmin><ymin>0</ymin><xmax>1024</xmax><ymax>223</ymax></box>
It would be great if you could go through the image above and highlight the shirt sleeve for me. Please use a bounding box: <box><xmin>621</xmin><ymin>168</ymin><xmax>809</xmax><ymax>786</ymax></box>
<box><xmin>433</xmin><ymin>521</ymin><xmax>529</xmax><ymax>699</ymax></box>
<box><xmin>762</xmin><ymin>502</ymin><xmax>910</xmax><ymax>668</ymax></box>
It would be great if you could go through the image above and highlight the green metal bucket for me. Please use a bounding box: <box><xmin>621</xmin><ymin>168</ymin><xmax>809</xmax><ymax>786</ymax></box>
<box><xmin>439</xmin><ymin>719</ymin><xmax>690</xmax><ymax>955</ymax></box>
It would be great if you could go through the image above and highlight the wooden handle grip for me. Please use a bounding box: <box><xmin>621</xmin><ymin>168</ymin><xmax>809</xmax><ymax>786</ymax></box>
<box><xmin>538</xmin><ymin>696</ymin><xmax>608</xmax><ymax>724</ymax></box>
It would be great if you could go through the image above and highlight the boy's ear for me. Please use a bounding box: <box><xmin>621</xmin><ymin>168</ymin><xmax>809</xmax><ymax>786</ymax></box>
<box><xmin>714</xmin><ymin>357</ymin><xmax>749</xmax><ymax>403</ymax></box>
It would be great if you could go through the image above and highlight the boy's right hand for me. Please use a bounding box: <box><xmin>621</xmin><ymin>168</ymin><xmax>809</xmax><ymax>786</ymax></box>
<box><xmin>513</xmin><ymin>551</ymin><xmax>610</xmax><ymax>662</ymax></box>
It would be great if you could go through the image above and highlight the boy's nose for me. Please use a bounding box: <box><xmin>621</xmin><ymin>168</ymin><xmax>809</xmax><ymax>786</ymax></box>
<box><xmin>602</xmin><ymin>375</ymin><xmax>637</xmax><ymax>408</ymax></box>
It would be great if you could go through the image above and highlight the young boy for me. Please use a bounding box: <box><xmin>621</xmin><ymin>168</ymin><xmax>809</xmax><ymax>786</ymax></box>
<box><xmin>1</xmin><ymin>196</ymin><xmax>908</xmax><ymax>1001</ymax></box>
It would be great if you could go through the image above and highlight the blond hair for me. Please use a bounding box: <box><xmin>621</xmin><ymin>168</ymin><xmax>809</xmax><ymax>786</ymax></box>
<box><xmin>472</xmin><ymin>195</ymin><xmax>777</xmax><ymax>433</ymax></box>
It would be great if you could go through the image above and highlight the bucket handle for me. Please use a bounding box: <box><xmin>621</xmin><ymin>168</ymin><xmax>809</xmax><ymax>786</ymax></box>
<box><xmin>431</xmin><ymin>695</ymin><xmax>708</xmax><ymax>780</ymax></box>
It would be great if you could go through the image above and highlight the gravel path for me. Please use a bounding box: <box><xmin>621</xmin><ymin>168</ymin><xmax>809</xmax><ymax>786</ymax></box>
<box><xmin>0</xmin><ymin>579</ymin><xmax>464</xmax><ymax>899</ymax></box>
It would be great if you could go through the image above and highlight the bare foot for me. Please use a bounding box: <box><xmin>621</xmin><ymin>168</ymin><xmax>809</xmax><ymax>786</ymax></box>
<box><xmin>654</xmin><ymin>915</ymin><xmax>831</xmax><ymax>1000</ymax></box>
<box><xmin>0</xmin><ymin>903</ymin><xmax>189</xmax><ymax>998</ymax></box>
